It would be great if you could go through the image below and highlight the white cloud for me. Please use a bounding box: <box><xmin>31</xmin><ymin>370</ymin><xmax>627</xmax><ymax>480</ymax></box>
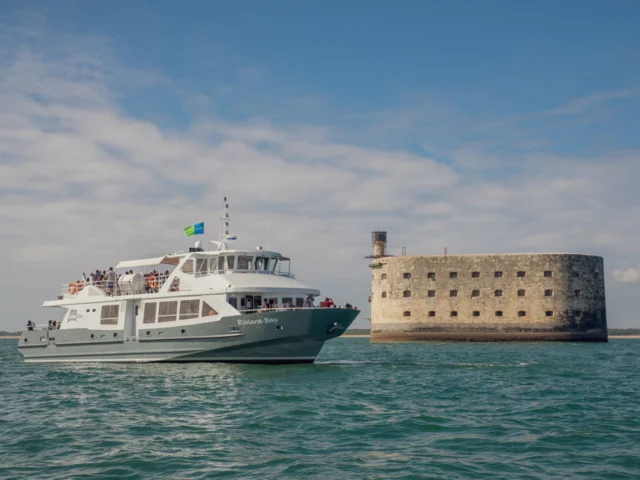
<box><xmin>1</xmin><ymin>23</ymin><xmax>640</xmax><ymax>330</ymax></box>
<box><xmin>611</xmin><ymin>267</ymin><xmax>640</xmax><ymax>285</ymax></box>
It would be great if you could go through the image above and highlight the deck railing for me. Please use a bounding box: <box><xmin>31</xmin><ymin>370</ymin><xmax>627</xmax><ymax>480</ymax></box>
<box><xmin>59</xmin><ymin>274</ymin><xmax>175</xmax><ymax>299</ymax></box>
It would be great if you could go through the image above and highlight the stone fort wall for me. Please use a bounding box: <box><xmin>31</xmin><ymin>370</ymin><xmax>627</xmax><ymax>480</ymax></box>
<box><xmin>369</xmin><ymin>253</ymin><xmax>607</xmax><ymax>342</ymax></box>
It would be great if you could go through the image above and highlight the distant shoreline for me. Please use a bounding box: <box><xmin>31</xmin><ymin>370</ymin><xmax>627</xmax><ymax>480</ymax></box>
<box><xmin>0</xmin><ymin>336</ymin><xmax>19</xmax><ymax>339</ymax></box>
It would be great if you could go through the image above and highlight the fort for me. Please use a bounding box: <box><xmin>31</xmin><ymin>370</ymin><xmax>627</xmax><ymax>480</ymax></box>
<box><xmin>368</xmin><ymin>232</ymin><xmax>608</xmax><ymax>342</ymax></box>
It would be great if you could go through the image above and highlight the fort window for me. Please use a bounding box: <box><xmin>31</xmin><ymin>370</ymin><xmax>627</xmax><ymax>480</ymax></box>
<box><xmin>518</xmin><ymin>289</ymin><xmax>525</xmax><ymax>297</ymax></box>
<box><xmin>472</xmin><ymin>271</ymin><xmax>480</xmax><ymax>278</ymax></box>
<box><xmin>495</xmin><ymin>271</ymin><xmax>503</xmax><ymax>278</ymax></box>
<box><xmin>381</xmin><ymin>274</ymin><xmax>387</xmax><ymax>280</ymax></box>
<box><xmin>449</xmin><ymin>272</ymin><xmax>457</xmax><ymax>278</ymax></box>
<box><xmin>573</xmin><ymin>272</ymin><xmax>580</xmax><ymax>278</ymax></box>
<box><xmin>574</xmin><ymin>290</ymin><xmax>581</xmax><ymax>297</ymax></box>
<box><xmin>517</xmin><ymin>271</ymin><xmax>526</xmax><ymax>278</ymax></box>
<box><xmin>595</xmin><ymin>271</ymin><xmax>600</xmax><ymax>278</ymax></box>
<box><xmin>450</xmin><ymin>290</ymin><xmax>458</xmax><ymax>297</ymax></box>
<box><xmin>428</xmin><ymin>311</ymin><xmax>435</xmax><ymax>317</ymax></box>
<box><xmin>495</xmin><ymin>310</ymin><xmax>503</xmax><ymax>317</ymax></box>
<box><xmin>472</xmin><ymin>311</ymin><xmax>480</xmax><ymax>317</ymax></box>
<box><xmin>545</xmin><ymin>289</ymin><xmax>553</xmax><ymax>297</ymax></box>
<box><xmin>545</xmin><ymin>311</ymin><xmax>553</xmax><ymax>317</ymax></box>
<box><xmin>471</xmin><ymin>289</ymin><xmax>480</xmax><ymax>297</ymax></box>
<box><xmin>403</xmin><ymin>311</ymin><xmax>411</xmax><ymax>317</ymax></box>
<box><xmin>495</xmin><ymin>289</ymin><xmax>503</xmax><ymax>297</ymax></box>
<box><xmin>403</xmin><ymin>290</ymin><xmax>412</xmax><ymax>298</ymax></box>
<box><xmin>381</xmin><ymin>291</ymin><xmax>387</xmax><ymax>298</ymax></box>
<box><xmin>428</xmin><ymin>290</ymin><xmax>436</xmax><ymax>297</ymax></box>
<box><xmin>403</xmin><ymin>272</ymin><xmax>411</xmax><ymax>279</ymax></box>
<box><xmin>450</xmin><ymin>311</ymin><xmax>458</xmax><ymax>317</ymax></box>
<box><xmin>518</xmin><ymin>311</ymin><xmax>526</xmax><ymax>317</ymax></box>
<box><xmin>427</xmin><ymin>272</ymin><xmax>436</xmax><ymax>279</ymax></box>
<box><xmin>544</xmin><ymin>271</ymin><xmax>553</xmax><ymax>277</ymax></box>
<box><xmin>574</xmin><ymin>310</ymin><xmax>582</xmax><ymax>317</ymax></box>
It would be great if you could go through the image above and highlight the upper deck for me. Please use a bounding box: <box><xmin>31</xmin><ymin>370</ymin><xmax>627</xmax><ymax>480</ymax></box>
<box><xmin>56</xmin><ymin>248</ymin><xmax>303</xmax><ymax>302</ymax></box>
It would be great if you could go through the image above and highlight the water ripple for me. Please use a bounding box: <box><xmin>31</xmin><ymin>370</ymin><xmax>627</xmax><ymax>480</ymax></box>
<box><xmin>1</xmin><ymin>338</ymin><xmax>640</xmax><ymax>479</ymax></box>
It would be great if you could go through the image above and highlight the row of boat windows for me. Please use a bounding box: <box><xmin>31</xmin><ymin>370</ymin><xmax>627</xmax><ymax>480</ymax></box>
<box><xmin>76</xmin><ymin>300</ymin><xmax>220</xmax><ymax>326</ymax></box>
<box><xmin>381</xmin><ymin>289</ymin><xmax>580</xmax><ymax>298</ymax></box>
<box><xmin>183</xmin><ymin>255</ymin><xmax>279</xmax><ymax>275</ymax></box>
<box><xmin>402</xmin><ymin>310</ymin><xmax>557</xmax><ymax>317</ymax></box>
<box><xmin>143</xmin><ymin>300</ymin><xmax>218</xmax><ymax>323</ymax></box>
<box><xmin>382</xmin><ymin>270</ymin><xmax>591</xmax><ymax>280</ymax></box>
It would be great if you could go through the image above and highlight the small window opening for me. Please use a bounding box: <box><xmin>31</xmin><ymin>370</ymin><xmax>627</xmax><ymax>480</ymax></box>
<box><xmin>495</xmin><ymin>310</ymin><xmax>503</xmax><ymax>317</ymax></box>
<box><xmin>428</xmin><ymin>311</ymin><xmax>435</xmax><ymax>317</ymax></box>
<box><xmin>472</xmin><ymin>311</ymin><xmax>480</xmax><ymax>317</ymax></box>
<box><xmin>427</xmin><ymin>272</ymin><xmax>436</xmax><ymax>279</ymax></box>
<box><xmin>381</xmin><ymin>274</ymin><xmax>387</xmax><ymax>280</ymax></box>
<box><xmin>403</xmin><ymin>272</ymin><xmax>411</xmax><ymax>279</ymax></box>
<box><xmin>472</xmin><ymin>271</ymin><xmax>480</xmax><ymax>278</ymax></box>
<box><xmin>545</xmin><ymin>289</ymin><xmax>553</xmax><ymax>297</ymax></box>
<box><xmin>403</xmin><ymin>311</ymin><xmax>411</xmax><ymax>317</ymax></box>
<box><xmin>545</xmin><ymin>311</ymin><xmax>553</xmax><ymax>317</ymax></box>
<box><xmin>494</xmin><ymin>271</ymin><xmax>503</xmax><ymax>278</ymax></box>
<box><xmin>450</xmin><ymin>290</ymin><xmax>458</xmax><ymax>297</ymax></box>
<box><xmin>449</xmin><ymin>272</ymin><xmax>457</xmax><ymax>279</ymax></box>
<box><xmin>518</xmin><ymin>289</ymin><xmax>525</xmax><ymax>297</ymax></box>
<box><xmin>403</xmin><ymin>290</ymin><xmax>411</xmax><ymax>298</ymax></box>
<box><xmin>517</xmin><ymin>271</ymin><xmax>526</xmax><ymax>278</ymax></box>
<box><xmin>574</xmin><ymin>290</ymin><xmax>581</xmax><ymax>297</ymax></box>
<box><xmin>428</xmin><ymin>290</ymin><xmax>435</xmax><ymax>297</ymax></box>
<box><xmin>518</xmin><ymin>311</ymin><xmax>526</xmax><ymax>317</ymax></box>
<box><xmin>471</xmin><ymin>290</ymin><xmax>480</xmax><ymax>297</ymax></box>
<box><xmin>544</xmin><ymin>271</ymin><xmax>553</xmax><ymax>277</ymax></box>
<box><xmin>495</xmin><ymin>289</ymin><xmax>503</xmax><ymax>297</ymax></box>
<box><xmin>450</xmin><ymin>311</ymin><xmax>458</xmax><ymax>317</ymax></box>
<box><xmin>381</xmin><ymin>291</ymin><xmax>387</xmax><ymax>298</ymax></box>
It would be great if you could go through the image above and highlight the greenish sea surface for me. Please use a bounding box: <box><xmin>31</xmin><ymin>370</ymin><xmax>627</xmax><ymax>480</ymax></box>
<box><xmin>1</xmin><ymin>338</ymin><xmax>639</xmax><ymax>479</ymax></box>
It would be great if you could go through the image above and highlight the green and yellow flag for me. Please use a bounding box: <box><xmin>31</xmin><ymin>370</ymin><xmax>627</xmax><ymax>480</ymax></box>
<box><xmin>184</xmin><ymin>222</ymin><xmax>204</xmax><ymax>236</ymax></box>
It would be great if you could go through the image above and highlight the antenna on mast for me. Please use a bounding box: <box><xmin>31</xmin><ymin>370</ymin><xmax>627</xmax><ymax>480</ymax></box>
<box><xmin>212</xmin><ymin>196</ymin><xmax>237</xmax><ymax>251</ymax></box>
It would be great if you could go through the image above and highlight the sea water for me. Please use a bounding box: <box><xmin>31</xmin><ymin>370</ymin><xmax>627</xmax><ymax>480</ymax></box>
<box><xmin>1</xmin><ymin>338</ymin><xmax>639</xmax><ymax>479</ymax></box>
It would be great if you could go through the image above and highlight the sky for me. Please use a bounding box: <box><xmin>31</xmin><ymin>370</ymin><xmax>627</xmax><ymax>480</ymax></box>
<box><xmin>1</xmin><ymin>1</ymin><xmax>639</xmax><ymax>330</ymax></box>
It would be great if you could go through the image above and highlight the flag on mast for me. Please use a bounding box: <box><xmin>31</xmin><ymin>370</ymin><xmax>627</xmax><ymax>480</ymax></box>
<box><xmin>184</xmin><ymin>222</ymin><xmax>204</xmax><ymax>236</ymax></box>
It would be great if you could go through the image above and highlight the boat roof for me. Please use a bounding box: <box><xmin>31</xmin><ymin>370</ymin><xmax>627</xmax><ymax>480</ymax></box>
<box><xmin>115</xmin><ymin>249</ymin><xmax>288</xmax><ymax>270</ymax></box>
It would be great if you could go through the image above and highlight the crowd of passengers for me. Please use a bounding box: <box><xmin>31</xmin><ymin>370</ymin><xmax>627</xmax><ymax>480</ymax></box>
<box><xmin>239</xmin><ymin>296</ymin><xmax>358</xmax><ymax>313</ymax></box>
<box><xmin>67</xmin><ymin>268</ymin><xmax>176</xmax><ymax>296</ymax></box>
<box><xmin>25</xmin><ymin>320</ymin><xmax>60</xmax><ymax>330</ymax></box>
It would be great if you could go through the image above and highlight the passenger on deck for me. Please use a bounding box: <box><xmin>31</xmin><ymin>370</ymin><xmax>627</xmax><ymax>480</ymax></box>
<box><xmin>27</xmin><ymin>320</ymin><xmax>34</xmax><ymax>331</ymax></box>
<box><xmin>262</xmin><ymin>299</ymin><xmax>270</xmax><ymax>311</ymax></box>
<box><xmin>48</xmin><ymin>320</ymin><xmax>53</xmax><ymax>330</ymax></box>
<box><xmin>89</xmin><ymin>272</ymin><xmax>95</xmax><ymax>286</ymax></box>
<box><xmin>246</xmin><ymin>297</ymin><xmax>253</xmax><ymax>312</ymax></box>
<box><xmin>303</xmin><ymin>296</ymin><xmax>313</xmax><ymax>308</ymax></box>
<box><xmin>106</xmin><ymin>267</ymin><xmax>116</xmax><ymax>295</ymax></box>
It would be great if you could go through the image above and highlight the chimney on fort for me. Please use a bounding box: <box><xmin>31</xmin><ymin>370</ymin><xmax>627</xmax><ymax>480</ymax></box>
<box><xmin>372</xmin><ymin>231</ymin><xmax>387</xmax><ymax>258</ymax></box>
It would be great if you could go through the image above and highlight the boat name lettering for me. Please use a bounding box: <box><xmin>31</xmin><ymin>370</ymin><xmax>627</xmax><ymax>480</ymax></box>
<box><xmin>237</xmin><ymin>317</ymin><xmax>278</xmax><ymax>326</ymax></box>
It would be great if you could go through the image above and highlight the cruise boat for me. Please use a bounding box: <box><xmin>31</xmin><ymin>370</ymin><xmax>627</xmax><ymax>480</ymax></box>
<box><xmin>18</xmin><ymin>202</ymin><xmax>359</xmax><ymax>363</ymax></box>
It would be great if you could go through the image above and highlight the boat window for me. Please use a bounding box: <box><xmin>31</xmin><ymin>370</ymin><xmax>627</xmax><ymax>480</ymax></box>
<box><xmin>255</xmin><ymin>257</ymin><xmax>269</xmax><ymax>271</ymax></box>
<box><xmin>143</xmin><ymin>303</ymin><xmax>157</xmax><ymax>324</ymax></box>
<box><xmin>253</xmin><ymin>295</ymin><xmax>262</xmax><ymax>309</ymax></box>
<box><xmin>202</xmin><ymin>301</ymin><xmax>218</xmax><ymax>316</ymax></box>
<box><xmin>179</xmin><ymin>300</ymin><xmax>200</xmax><ymax>320</ymax></box>
<box><xmin>265</xmin><ymin>297</ymin><xmax>277</xmax><ymax>309</ymax></box>
<box><xmin>228</xmin><ymin>296</ymin><xmax>238</xmax><ymax>309</ymax></box>
<box><xmin>282</xmin><ymin>297</ymin><xmax>293</xmax><ymax>308</ymax></box>
<box><xmin>238</xmin><ymin>255</ymin><xmax>253</xmax><ymax>270</ymax></box>
<box><xmin>217</xmin><ymin>256</ymin><xmax>225</xmax><ymax>272</ymax></box>
<box><xmin>226</xmin><ymin>255</ymin><xmax>235</xmax><ymax>270</ymax></box>
<box><xmin>100</xmin><ymin>305</ymin><xmax>119</xmax><ymax>325</ymax></box>
<box><xmin>158</xmin><ymin>301</ymin><xmax>178</xmax><ymax>322</ymax></box>
<box><xmin>296</xmin><ymin>298</ymin><xmax>304</xmax><ymax>308</ymax></box>
<box><xmin>209</xmin><ymin>257</ymin><xmax>217</xmax><ymax>273</ymax></box>
<box><xmin>181</xmin><ymin>259</ymin><xmax>194</xmax><ymax>275</ymax></box>
<box><xmin>268</xmin><ymin>257</ymin><xmax>278</xmax><ymax>272</ymax></box>
<box><xmin>196</xmin><ymin>258</ymin><xmax>208</xmax><ymax>276</ymax></box>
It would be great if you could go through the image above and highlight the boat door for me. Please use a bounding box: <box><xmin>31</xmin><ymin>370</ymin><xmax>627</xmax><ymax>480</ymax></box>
<box><xmin>124</xmin><ymin>300</ymin><xmax>140</xmax><ymax>338</ymax></box>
